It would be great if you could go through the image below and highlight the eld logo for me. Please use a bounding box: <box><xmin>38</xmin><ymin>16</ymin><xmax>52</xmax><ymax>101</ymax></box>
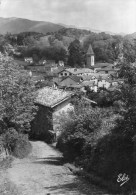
<box><xmin>117</xmin><ymin>173</ymin><xmax>130</xmax><ymax>186</ymax></box>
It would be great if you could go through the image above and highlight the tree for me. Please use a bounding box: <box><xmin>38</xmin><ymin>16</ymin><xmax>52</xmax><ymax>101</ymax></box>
<box><xmin>112</xmin><ymin>60</ymin><xmax>136</xmax><ymax>138</ymax></box>
<box><xmin>0</xmin><ymin>54</ymin><xmax>37</xmax><ymax>134</ymax></box>
<box><xmin>68</xmin><ymin>39</ymin><xmax>85</xmax><ymax>67</ymax></box>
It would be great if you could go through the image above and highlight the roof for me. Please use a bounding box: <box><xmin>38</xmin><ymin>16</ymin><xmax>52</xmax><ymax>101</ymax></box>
<box><xmin>31</xmin><ymin>75</ymin><xmax>45</xmax><ymax>82</ymax></box>
<box><xmin>81</xmin><ymin>80</ymin><xmax>95</xmax><ymax>87</ymax></box>
<box><xmin>93</xmin><ymin>63</ymin><xmax>113</xmax><ymax>68</ymax></box>
<box><xmin>61</xmin><ymin>75</ymin><xmax>82</xmax><ymax>83</ymax></box>
<box><xmin>96</xmin><ymin>68</ymin><xmax>118</xmax><ymax>72</ymax></box>
<box><xmin>82</xmin><ymin>97</ymin><xmax>97</xmax><ymax>105</ymax></box>
<box><xmin>35</xmin><ymin>87</ymin><xmax>73</xmax><ymax>108</ymax></box>
<box><xmin>66</xmin><ymin>68</ymin><xmax>94</xmax><ymax>75</ymax></box>
<box><xmin>81</xmin><ymin>73</ymin><xmax>109</xmax><ymax>81</ymax></box>
<box><xmin>87</xmin><ymin>45</ymin><xmax>94</xmax><ymax>55</ymax></box>
<box><xmin>52</xmin><ymin>66</ymin><xmax>66</xmax><ymax>74</ymax></box>
<box><xmin>67</xmin><ymin>84</ymin><xmax>83</xmax><ymax>89</ymax></box>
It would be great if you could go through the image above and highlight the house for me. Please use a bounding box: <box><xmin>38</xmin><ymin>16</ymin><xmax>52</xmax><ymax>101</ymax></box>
<box><xmin>59</xmin><ymin>75</ymin><xmax>82</xmax><ymax>88</ymax></box>
<box><xmin>31</xmin><ymin>75</ymin><xmax>45</xmax><ymax>83</ymax></box>
<box><xmin>26</xmin><ymin>65</ymin><xmax>47</xmax><ymax>72</ymax></box>
<box><xmin>39</xmin><ymin>59</ymin><xmax>47</xmax><ymax>65</ymax></box>
<box><xmin>81</xmin><ymin>80</ymin><xmax>98</xmax><ymax>92</ymax></box>
<box><xmin>30</xmin><ymin>87</ymin><xmax>74</xmax><ymax>141</ymax></box>
<box><xmin>24</xmin><ymin>57</ymin><xmax>33</xmax><ymax>64</ymax></box>
<box><xmin>92</xmin><ymin>63</ymin><xmax>114</xmax><ymax>71</ymax></box>
<box><xmin>81</xmin><ymin>73</ymin><xmax>109</xmax><ymax>81</ymax></box>
<box><xmin>58</xmin><ymin>61</ymin><xmax>65</xmax><ymax>67</ymax></box>
<box><xmin>97</xmin><ymin>79</ymin><xmax>112</xmax><ymax>89</ymax></box>
<box><xmin>96</xmin><ymin>67</ymin><xmax>119</xmax><ymax>75</ymax></box>
<box><xmin>58</xmin><ymin>68</ymin><xmax>94</xmax><ymax>77</ymax></box>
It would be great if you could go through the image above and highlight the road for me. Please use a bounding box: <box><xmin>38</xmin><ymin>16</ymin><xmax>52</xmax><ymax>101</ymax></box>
<box><xmin>6</xmin><ymin>141</ymin><xmax>108</xmax><ymax>195</ymax></box>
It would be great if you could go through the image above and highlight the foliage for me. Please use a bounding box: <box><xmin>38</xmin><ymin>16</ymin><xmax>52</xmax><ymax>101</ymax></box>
<box><xmin>21</xmin><ymin>45</ymin><xmax>67</xmax><ymax>63</ymax></box>
<box><xmin>57</xmin><ymin>98</ymin><xmax>103</xmax><ymax>161</ymax></box>
<box><xmin>0</xmin><ymin>54</ymin><xmax>37</xmax><ymax>134</ymax></box>
<box><xmin>83</xmin><ymin>32</ymin><xmax>136</xmax><ymax>63</ymax></box>
<box><xmin>1</xmin><ymin>128</ymin><xmax>32</xmax><ymax>158</ymax></box>
<box><xmin>86</xmin><ymin>88</ymin><xmax>115</xmax><ymax>107</ymax></box>
<box><xmin>68</xmin><ymin>39</ymin><xmax>85</xmax><ymax>67</ymax></box>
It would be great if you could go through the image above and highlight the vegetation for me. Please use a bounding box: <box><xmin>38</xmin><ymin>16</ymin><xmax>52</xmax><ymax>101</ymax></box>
<box><xmin>0</xmin><ymin>54</ymin><xmax>37</xmax><ymax>158</ymax></box>
<box><xmin>68</xmin><ymin>39</ymin><xmax>85</xmax><ymax>67</ymax></box>
<box><xmin>1</xmin><ymin>28</ymin><xmax>136</xmax><ymax>67</ymax></box>
<box><xmin>56</xmin><ymin>59</ymin><xmax>136</xmax><ymax>193</ymax></box>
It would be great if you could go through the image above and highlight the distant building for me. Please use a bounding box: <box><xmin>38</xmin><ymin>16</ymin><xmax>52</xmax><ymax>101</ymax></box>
<box><xmin>59</xmin><ymin>75</ymin><xmax>82</xmax><ymax>88</ymax></box>
<box><xmin>39</xmin><ymin>59</ymin><xmax>47</xmax><ymax>65</ymax></box>
<box><xmin>24</xmin><ymin>57</ymin><xmax>33</xmax><ymax>64</ymax></box>
<box><xmin>86</xmin><ymin>44</ymin><xmax>95</xmax><ymax>67</ymax></box>
<box><xmin>93</xmin><ymin>63</ymin><xmax>113</xmax><ymax>70</ymax></box>
<box><xmin>58</xmin><ymin>61</ymin><xmax>64</xmax><ymax>67</ymax></box>
<box><xmin>96</xmin><ymin>67</ymin><xmax>119</xmax><ymax>75</ymax></box>
<box><xmin>97</xmin><ymin>79</ymin><xmax>111</xmax><ymax>89</ymax></box>
<box><xmin>58</xmin><ymin>68</ymin><xmax>94</xmax><ymax>77</ymax></box>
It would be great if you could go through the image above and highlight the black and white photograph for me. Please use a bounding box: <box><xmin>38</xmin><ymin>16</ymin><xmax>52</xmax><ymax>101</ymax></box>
<box><xmin>0</xmin><ymin>0</ymin><xmax>136</xmax><ymax>194</ymax></box>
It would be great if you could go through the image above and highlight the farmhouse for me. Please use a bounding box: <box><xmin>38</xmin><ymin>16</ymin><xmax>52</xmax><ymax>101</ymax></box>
<box><xmin>30</xmin><ymin>87</ymin><xmax>74</xmax><ymax>141</ymax></box>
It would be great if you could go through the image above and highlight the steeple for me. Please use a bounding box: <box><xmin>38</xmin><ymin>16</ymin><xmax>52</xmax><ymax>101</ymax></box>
<box><xmin>86</xmin><ymin>44</ymin><xmax>94</xmax><ymax>67</ymax></box>
<box><xmin>87</xmin><ymin>45</ymin><xmax>94</xmax><ymax>55</ymax></box>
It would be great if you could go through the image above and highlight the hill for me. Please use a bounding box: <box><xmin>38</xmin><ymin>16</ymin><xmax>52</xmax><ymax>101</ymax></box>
<box><xmin>0</xmin><ymin>17</ymin><xmax>63</xmax><ymax>34</ymax></box>
<box><xmin>125</xmin><ymin>32</ymin><xmax>136</xmax><ymax>40</ymax></box>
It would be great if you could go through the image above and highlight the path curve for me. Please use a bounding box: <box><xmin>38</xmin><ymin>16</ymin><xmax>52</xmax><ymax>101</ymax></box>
<box><xmin>7</xmin><ymin>141</ymin><xmax>107</xmax><ymax>195</ymax></box>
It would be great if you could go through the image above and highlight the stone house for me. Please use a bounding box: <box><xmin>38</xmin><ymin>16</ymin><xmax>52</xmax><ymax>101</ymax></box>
<box><xmin>30</xmin><ymin>87</ymin><xmax>74</xmax><ymax>141</ymax></box>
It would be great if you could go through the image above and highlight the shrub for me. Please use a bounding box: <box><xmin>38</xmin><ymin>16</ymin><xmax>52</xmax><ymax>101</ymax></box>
<box><xmin>2</xmin><ymin>128</ymin><xmax>31</xmax><ymax>159</ymax></box>
<box><xmin>57</xmin><ymin>99</ymin><xmax>103</xmax><ymax>162</ymax></box>
<box><xmin>12</xmin><ymin>134</ymin><xmax>32</xmax><ymax>159</ymax></box>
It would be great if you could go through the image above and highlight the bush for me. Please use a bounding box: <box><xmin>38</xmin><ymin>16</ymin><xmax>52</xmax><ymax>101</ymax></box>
<box><xmin>2</xmin><ymin>128</ymin><xmax>31</xmax><ymax>159</ymax></box>
<box><xmin>87</xmin><ymin>134</ymin><xmax>133</xmax><ymax>179</ymax></box>
<box><xmin>12</xmin><ymin>134</ymin><xmax>32</xmax><ymax>159</ymax></box>
<box><xmin>57</xmin><ymin>99</ymin><xmax>103</xmax><ymax>162</ymax></box>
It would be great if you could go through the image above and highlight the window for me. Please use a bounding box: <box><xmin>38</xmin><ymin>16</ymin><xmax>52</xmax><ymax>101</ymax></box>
<box><xmin>65</xmin><ymin>73</ymin><xmax>67</xmax><ymax>76</ymax></box>
<box><xmin>105</xmin><ymin>71</ymin><xmax>108</xmax><ymax>74</ymax></box>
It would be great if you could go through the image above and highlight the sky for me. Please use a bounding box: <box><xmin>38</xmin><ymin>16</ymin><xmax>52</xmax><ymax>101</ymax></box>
<box><xmin>0</xmin><ymin>0</ymin><xmax>136</xmax><ymax>34</ymax></box>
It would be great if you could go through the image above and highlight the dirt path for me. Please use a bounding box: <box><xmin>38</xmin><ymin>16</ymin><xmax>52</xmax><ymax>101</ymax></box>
<box><xmin>6</xmin><ymin>141</ymin><xmax>108</xmax><ymax>195</ymax></box>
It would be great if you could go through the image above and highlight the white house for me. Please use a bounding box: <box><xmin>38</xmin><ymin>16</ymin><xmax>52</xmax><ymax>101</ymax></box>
<box><xmin>24</xmin><ymin>57</ymin><xmax>33</xmax><ymax>64</ymax></box>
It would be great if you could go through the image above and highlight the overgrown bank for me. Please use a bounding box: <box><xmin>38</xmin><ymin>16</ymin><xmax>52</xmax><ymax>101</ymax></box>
<box><xmin>56</xmin><ymin>64</ymin><xmax>136</xmax><ymax>195</ymax></box>
<box><xmin>0</xmin><ymin>54</ymin><xmax>37</xmax><ymax>160</ymax></box>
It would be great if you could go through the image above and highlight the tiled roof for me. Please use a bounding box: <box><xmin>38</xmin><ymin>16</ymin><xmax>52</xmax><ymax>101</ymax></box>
<box><xmin>61</xmin><ymin>75</ymin><xmax>82</xmax><ymax>83</ymax></box>
<box><xmin>35</xmin><ymin>87</ymin><xmax>73</xmax><ymax>108</ymax></box>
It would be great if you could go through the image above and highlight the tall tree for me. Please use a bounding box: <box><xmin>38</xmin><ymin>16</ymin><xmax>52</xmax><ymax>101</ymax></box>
<box><xmin>68</xmin><ymin>39</ymin><xmax>85</xmax><ymax>67</ymax></box>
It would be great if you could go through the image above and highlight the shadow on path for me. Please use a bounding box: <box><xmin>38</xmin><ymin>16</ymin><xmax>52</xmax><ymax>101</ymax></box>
<box><xmin>33</xmin><ymin>156</ymin><xmax>64</xmax><ymax>166</ymax></box>
<box><xmin>44</xmin><ymin>181</ymin><xmax>104</xmax><ymax>195</ymax></box>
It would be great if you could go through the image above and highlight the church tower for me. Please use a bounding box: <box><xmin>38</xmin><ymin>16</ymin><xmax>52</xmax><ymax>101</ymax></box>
<box><xmin>86</xmin><ymin>44</ymin><xmax>94</xmax><ymax>68</ymax></box>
